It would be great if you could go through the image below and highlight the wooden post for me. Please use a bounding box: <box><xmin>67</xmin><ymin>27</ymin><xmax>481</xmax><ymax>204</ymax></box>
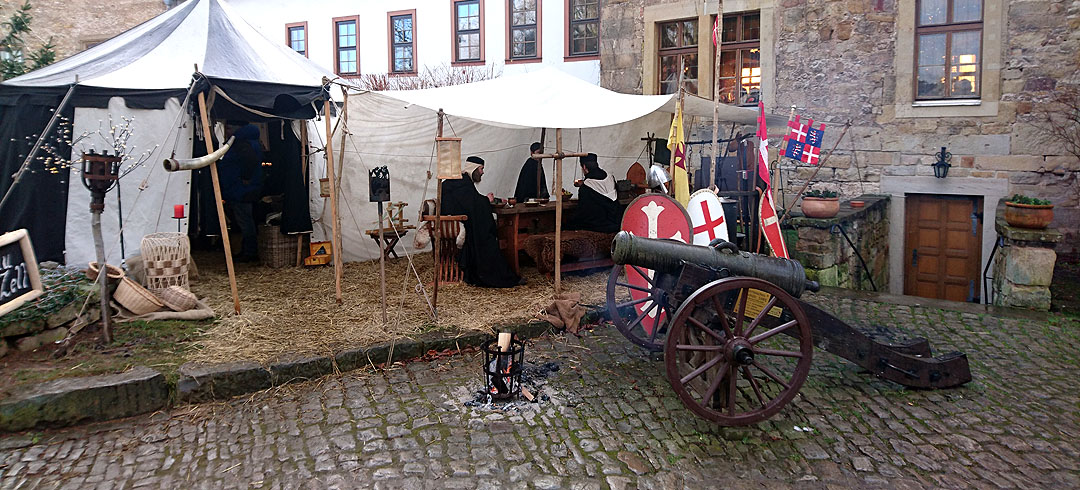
<box><xmin>378</xmin><ymin>201</ymin><xmax>387</xmax><ymax>323</ymax></box>
<box><xmin>710</xmin><ymin>0</ymin><xmax>722</xmax><ymax>190</ymax></box>
<box><xmin>297</xmin><ymin>122</ymin><xmax>309</xmax><ymax>267</ymax></box>
<box><xmin>323</xmin><ymin>99</ymin><xmax>343</xmax><ymax>304</ymax></box>
<box><xmin>433</xmin><ymin>109</ymin><xmax>444</xmax><ymax>320</ymax></box>
<box><xmin>91</xmin><ymin>211</ymin><xmax>112</xmax><ymax>343</ymax></box>
<box><xmin>537</xmin><ymin>127</ymin><xmax>546</xmax><ymax>197</ymax></box>
<box><xmin>554</xmin><ymin>129</ymin><xmax>563</xmax><ymax>293</ymax></box>
<box><xmin>197</xmin><ymin>92</ymin><xmax>242</xmax><ymax>315</ymax></box>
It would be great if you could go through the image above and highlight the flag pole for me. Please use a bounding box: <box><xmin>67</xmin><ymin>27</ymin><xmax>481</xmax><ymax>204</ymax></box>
<box><xmin>778</xmin><ymin>121</ymin><xmax>852</xmax><ymax>223</ymax></box>
<box><xmin>710</xmin><ymin>2</ymin><xmax>722</xmax><ymax>190</ymax></box>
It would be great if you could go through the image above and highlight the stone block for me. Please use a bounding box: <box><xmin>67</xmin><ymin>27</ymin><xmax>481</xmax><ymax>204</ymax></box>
<box><xmin>0</xmin><ymin>318</ymin><xmax>46</xmax><ymax>339</ymax></box>
<box><xmin>945</xmin><ymin>134</ymin><xmax>1011</xmax><ymax>155</ymax></box>
<box><xmin>333</xmin><ymin>346</ymin><xmax>367</xmax><ymax>373</ymax></box>
<box><xmin>176</xmin><ymin>361</ymin><xmax>271</xmax><ymax>403</ymax></box>
<box><xmin>975</xmin><ymin>155</ymin><xmax>1046</xmax><ymax>172</ymax></box>
<box><xmin>1002</xmin><ymin>247</ymin><xmax>1056</xmax><ymax>286</ymax></box>
<box><xmin>15</xmin><ymin>327</ymin><xmax>68</xmax><ymax>352</ymax></box>
<box><xmin>808</xmin><ymin>265</ymin><xmax>839</xmax><ymax>287</ymax></box>
<box><xmin>0</xmin><ymin>366</ymin><xmax>167</xmax><ymax>432</ymax></box>
<box><xmin>995</xmin><ymin>281</ymin><xmax>1051</xmax><ymax>311</ymax></box>
<box><xmin>1044</xmin><ymin>155</ymin><xmax>1080</xmax><ymax>172</ymax></box>
<box><xmin>798</xmin><ymin>226</ymin><xmax>832</xmax><ymax>244</ymax></box>
<box><xmin>270</xmin><ymin>355</ymin><xmax>333</xmax><ymax>385</ymax></box>
<box><xmin>0</xmin><ymin>340</ymin><xmax>8</xmax><ymax>358</ymax></box>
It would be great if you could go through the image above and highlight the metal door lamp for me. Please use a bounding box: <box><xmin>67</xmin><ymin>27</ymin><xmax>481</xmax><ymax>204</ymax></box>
<box><xmin>933</xmin><ymin>147</ymin><xmax>951</xmax><ymax>179</ymax></box>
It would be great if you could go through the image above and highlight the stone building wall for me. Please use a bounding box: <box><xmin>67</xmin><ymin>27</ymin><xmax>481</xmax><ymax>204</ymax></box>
<box><xmin>599</xmin><ymin>0</ymin><xmax>1080</xmax><ymax>261</ymax></box>
<box><xmin>16</xmin><ymin>0</ymin><xmax>169</xmax><ymax>61</ymax></box>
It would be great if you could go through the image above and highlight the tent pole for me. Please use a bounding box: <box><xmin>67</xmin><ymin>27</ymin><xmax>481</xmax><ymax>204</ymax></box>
<box><xmin>554</xmin><ymin>128</ymin><xmax>563</xmax><ymax>294</ymax></box>
<box><xmin>197</xmin><ymin>92</ymin><xmax>242</xmax><ymax>315</ymax></box>
<box><xmin>433</xmin><ymin>109</ymin><xmax>445</xmax><ymax>321</ymax></box>
<box><xmin>711</xmin><ymin>0</ymin><xmax>722</xmax><ymax>190</ymax></box>
<box><xmin>323</xmin><ymin>99</ymin><xmax>343</xmax><ymax>304</ymax></box>
<box><xmin>297</xmin><ymin>123</ymin><xmax>308</xmax><ymax>267</ymax></box>
<box><xmin>538</xmin><ymin>127</ymin><xmax>546</xmax><ymax>197</ymax></box>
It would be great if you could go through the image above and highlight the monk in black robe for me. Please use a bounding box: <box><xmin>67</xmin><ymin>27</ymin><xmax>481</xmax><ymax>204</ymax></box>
<box><xmin>441</xmin><ymin>156</ymin><xmax>523</xmax><ymax>288</ymax></box>
<box><xmin>567</xmin><ymin>153</ymin><xmax>622</xmax><ymax>233</ymax></box>
<box><xmin>513</xmin><ymin>142</ymin><xmax>549</xmax><ymax>202</ymax></box>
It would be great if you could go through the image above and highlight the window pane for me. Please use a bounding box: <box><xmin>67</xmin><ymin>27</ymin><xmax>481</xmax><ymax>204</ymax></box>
<box><xmin>393</xmin><ymin>17</ymin><xmax>412</xmax><ymax>43</ymax></box>
<box><xmin>719</xmin><ymin>50</ymin><xmax>737</xmax><ymax>78</ymax></box>
<box><xmin>718</xmin><ymin>77</ymin><xmax>737</xmax><ymax>104</ymax></box>
<box><xmin>917</xmin><ymin>65</ymin><xmax>946</xmax><ymax>97</ymax></box>
<box><xmin>950</xmin><ymin>30</ymin><xmax>980</xmax><ymax>97</ymax></box>
<box><xmin>918</xmin><ymin>33</ymin><xmax>946</xmax><ymax>67</ymax></box>
<box><xmin>458</xmin><ymin>33</ymin><xmax>480</xmax><ymax>60</ymax></box>
<box><xmin>682</xmin><ymin>20</ymin><xmax>697</xmax><ymax>47</ymax></box>
<box><xmin>586</xmin><ymin>3</ymin><xmax>599</xmax><ymax>19</ymax></box>
<box><xmin>739</xmin><ymin>48</ymin><xmax>760</xmax><ymax>105</ymax></box>
<box><xmin>512</xmin><ymin>27</ymin><xmax>536</xmax><ymax>57</ymax></box>
<box><xmin>660</xmin><ymin>54</ymin><xmax>679</xmax><ymax>94</ymax></box>
<box><xmin>722</xmin><ymin>16</ymin><xmax>737</xmax><ymax>43</ymax></box>
<box><xmin>742</xmin><ymin>14</ymin><xmax>760</xmax><ymax>41</ymax></box>
<box><xmin>682</xmin><ymin>53</ymin><xmax>698</xmax><ymax>93</ymax></box>
<box><xmin>661</xmin><ymin>23</ymin><xmax>678</xmax><ymax>48</ymax></box>
<box><xmin>953</xmin><ymin>0</ymin><xmax>982</xmax><ymax>22</ymax></box>
<box><xmin>394</xmin><ymin>46</ymin><xmax>413</xmax><ymax>72</ymax></box>
<box><xmin>919</xmin><ymin>0</ymin><xmax>947</xmax><ymax>25</ymax></box>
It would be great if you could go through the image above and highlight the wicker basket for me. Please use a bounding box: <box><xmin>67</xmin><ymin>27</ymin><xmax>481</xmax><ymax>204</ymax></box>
<box><xmin>258</xmin><ymin>225</ymin><xmax>294</xmax><ymax>268</ymax></box>
<box><xmin>140</xmin><ymin>232</ymin><xmax>190</xmax><ymax>294</ymax></box>
<box><xmin>159</xmin><ymin>285</ymin><xmax>198</xmax><ymax>312</ymax></box>
<box><xmin>115</xmin><ymin>277</ymin><xmax>164</xmax><ymax>315</ymax></box>
<box><xmin>86</xmin><ymin>262</ymin><xmax>125</xmax><ymax>282</ymax></box>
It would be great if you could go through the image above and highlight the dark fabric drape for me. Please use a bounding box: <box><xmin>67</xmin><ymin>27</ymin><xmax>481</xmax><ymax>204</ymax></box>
<box><xmin>0</xmin><ymin>93</ymin><xmax>74</xmax><ymax>262</ymax></box>
<box><xmin>513</xmin><ymin>157</ymin><xmax>549</xmax><ymax>202</ymax></box>
<box><xmin>266</xmin><ymin>120</ymin><xmax>311</xmax><ymax>234</ymax></box>
<box><xmin>441</xmin><ymin>175</ymin><xmax>520</xmax><ymax>288</ymax></box>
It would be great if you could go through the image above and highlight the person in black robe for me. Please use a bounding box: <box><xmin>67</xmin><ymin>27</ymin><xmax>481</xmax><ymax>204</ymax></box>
<box><xmin>567</xmin><ymin>153</ymin><xmax>622</xmax><ymax>233</ymax></box>
<box><xmin>441</xmin><ymin>156</ymin><xmax>523</xmax><ymax>288</ymax></box>
<box><xmin>513</xmin><ymin>142</ymin><xmax>549</xmax><ymax>202</ymax></box>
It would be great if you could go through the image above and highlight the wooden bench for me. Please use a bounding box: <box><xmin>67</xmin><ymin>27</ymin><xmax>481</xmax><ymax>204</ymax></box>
<box><xmin>522</xmin><ymin>230</ymin><xmax>616</xmax><ymax>275</ymax></box>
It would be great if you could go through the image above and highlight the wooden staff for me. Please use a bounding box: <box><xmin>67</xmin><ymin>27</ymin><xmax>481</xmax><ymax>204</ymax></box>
<box><xmin>297</xmin><ymin>123</ymin><xmax>308</xmax><ymax>267</ymax></box>
<box><xmin>433</xmin><ymin>109</ymin><xmax>444</xmax><ymax>320</ymax></box>
<box><xmin>323</xmin><ymin>98</ymin><xmax>343</xmax><ymax>304</ymax></box>
<box><xmin>197</xmin><ymin>92</ymin><xmax>242</xmax><ymax>314</ymax></box>
<box><xmin>778</xmin><ymin>121</ymin><xmax>852</xmax><ymax>223</ymax></box>
<box><xmin>378</xmin><ymin>200</ymin><xmax>387</xmax><ymax>323</ymax></box>
<box><xmin>710</xmin><ymin>0</ymin><xmax>722</xmax><ymax>190</ymax></box>
<box><xmin>530</xmin><ymin>134</ymin><xmax>589</xmax><ymax>293</ymax></box>
<box><xmin>537</xmin><ymin>127</ymin><xmax>546</xmax><ymax>197</ymax></box>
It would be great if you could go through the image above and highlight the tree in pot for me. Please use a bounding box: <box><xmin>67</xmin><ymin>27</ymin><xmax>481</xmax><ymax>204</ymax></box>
<box><xmin>801</xmin><ymin>189</ymin><xmax>839</xmax><ymax>219</ymax></box>
<box><xmin>1004</xmin><ymin>194</ymin><xmax>1054</xmax><ymax>229</ymax></box>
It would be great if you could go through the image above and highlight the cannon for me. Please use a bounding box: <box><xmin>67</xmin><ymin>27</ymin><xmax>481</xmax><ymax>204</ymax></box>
<box><xmin>606</xmin><ymin>231</ymin><xmax>971</xmax><ymax>426</ymax></box>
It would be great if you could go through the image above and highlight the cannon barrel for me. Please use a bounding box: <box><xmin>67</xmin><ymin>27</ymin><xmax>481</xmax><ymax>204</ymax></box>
<box><xmin>611</xmin><ymin>231</ymin><xmax>819</xmax><ymax>298</ymax></box>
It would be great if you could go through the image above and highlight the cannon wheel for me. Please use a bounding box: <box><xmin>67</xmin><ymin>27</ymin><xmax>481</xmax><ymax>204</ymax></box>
<box><xmin>606</xmin><ymin>265</ymin><xmax>676</xmax><ymax>352</ymax></box>
<box><xmin>664</xmin><ymin>277</ymin><xmax>813</xmax><ymax>425</ymax></box>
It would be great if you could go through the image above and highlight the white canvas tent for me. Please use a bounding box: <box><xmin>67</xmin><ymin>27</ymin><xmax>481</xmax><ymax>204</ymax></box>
<box><xmin>327</xmin><ymin>68</ymin><xmax>786</xmax><ymax>263</ymax></box>
<box><xmin>0</xmin><ymin>0</ymin><xmax>335</xmax><ymax>266</ymax></box>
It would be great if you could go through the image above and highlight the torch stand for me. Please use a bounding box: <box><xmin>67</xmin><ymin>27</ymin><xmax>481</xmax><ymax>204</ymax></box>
<box><xmin>82</xmin><ymin>150</ymin><xmax>121</xmax><ymax>344</ymax></box>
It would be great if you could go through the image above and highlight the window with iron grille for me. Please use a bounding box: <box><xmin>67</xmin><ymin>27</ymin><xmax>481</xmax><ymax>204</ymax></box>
<box><xmin>509</xmin><ymin>0</ymin><xmax>539</xmax><ymax>59</ymax></box>
<box><xmin>716</xmin><ymin>12</ymin><xmax>760</xmax><ymax>106</ymax></box>
<box><xmin>454</xmin><ymin>0</ymin><xmax>482</xmax><ymax>62</ymax></box>
<box><xmin>915</xmin><ymin>0</ymin><xmax>982</xmax><ymax>99</ymax></box>
<box><xmin>568</xmin><ymin>0</ymin><xmax>599</xmax><ymax>57</ymax></box>
<box><xmin>658</xmin><ymin>19</ymin><xmax>698</xmax><ymax>96</ymax></box>
<box><xmin>390</xmin><ymin>12</ymin><xmax>415</xmax><ymax>73</ymax></box>
<box><xmin>334</xmin><ymin>17</ymin><xmax>359</xmax><ymax>75</ymax></box>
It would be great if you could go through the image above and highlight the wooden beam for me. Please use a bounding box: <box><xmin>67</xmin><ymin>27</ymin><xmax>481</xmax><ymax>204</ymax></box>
<box><xmin>553</xmin><ymin>128</ymin><xmax>564</xmax><ymax>294</ymax></box>
<box><xmin>197</xmin><ymin>92</ymin><xmax>241</xmax><ymax>315</ymax></box>
<box><xmin>323</xmin><ymin>99</ymin><xmax>343</xmax><ymax>304</ymax></box>
<box><xmin>297</xmin><ymin>122</ymin><xmax>308</xmax><ymax>267</ymax></box>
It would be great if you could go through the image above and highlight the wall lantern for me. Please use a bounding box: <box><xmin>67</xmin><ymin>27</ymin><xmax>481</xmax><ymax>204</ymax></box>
<box><xmin>933</xmin><ymin>146</ymin><xmax>952</xmax><ymax>179</ymax></box>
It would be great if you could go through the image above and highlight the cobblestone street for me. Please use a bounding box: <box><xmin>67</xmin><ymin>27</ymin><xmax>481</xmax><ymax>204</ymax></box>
<box><xmin>1</xmin><ymin>293</ymin><xmax>1078</xmax><ymax>489</ymax></box>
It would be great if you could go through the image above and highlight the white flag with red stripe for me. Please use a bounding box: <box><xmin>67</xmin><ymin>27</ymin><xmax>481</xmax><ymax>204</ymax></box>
<box><xmin>756</xmin><ymin>102</ymin><xmax>789</xmax><ymax>258</ymax></box>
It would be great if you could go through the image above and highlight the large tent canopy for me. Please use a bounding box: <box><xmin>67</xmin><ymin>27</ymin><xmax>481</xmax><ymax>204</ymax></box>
<box><xmin>326</xmin><ymin>69</ymin><xmax>786</xmax><ymax>263</ymax></box>
<box><xmin>0</xmin><ymin>0</ymin><xmax>335</xmax><ymax>264</ymax></box>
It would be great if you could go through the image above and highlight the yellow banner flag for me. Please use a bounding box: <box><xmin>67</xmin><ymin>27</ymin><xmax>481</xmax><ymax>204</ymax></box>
<box><xmin>667</xmin><ymin>99</ymin><xmax>690</xmax><ymax>206</ymax></box>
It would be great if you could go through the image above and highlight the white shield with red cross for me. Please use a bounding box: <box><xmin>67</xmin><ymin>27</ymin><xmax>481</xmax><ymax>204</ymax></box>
<box><xmin>620</xmin><ymin>194</ymin><xmax>692</xmax><ymax>336</ymax></box>
<box><xmin>688</xmin><ymin>189</ymin><xmax>729</xmax><ymax>246</ymax></box>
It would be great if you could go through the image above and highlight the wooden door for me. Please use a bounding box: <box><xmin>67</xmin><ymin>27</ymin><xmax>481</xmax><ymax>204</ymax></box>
<box><xmin>904</xmin><ymin>194</ymin><xmax>983</xmax><ymax>302</ymax></box>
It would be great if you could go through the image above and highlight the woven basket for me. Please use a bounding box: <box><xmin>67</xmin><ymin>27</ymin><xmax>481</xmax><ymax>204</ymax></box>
<box><xmin>86</xmin><ymin>262</ymin><xmax>125</xmax><ymax>282</ymax></box>
<box><xmin>258</xmin><ymin>225</ymin><xmax>294</xmax><ymax>268</ymax></box>
<box><xmin>115</xmin><ymin>277</ymin><xmax>163</xmax><ymax>315</ymax></box>
<box><xmin>159</xmin><ymin>285</ymin><xmax>198</xmax><ymax>312</ymax></box>
<box><xmin>141</xmin><ymin>232</ymin><xmax>190</xmax><ymax>294</ymax></box>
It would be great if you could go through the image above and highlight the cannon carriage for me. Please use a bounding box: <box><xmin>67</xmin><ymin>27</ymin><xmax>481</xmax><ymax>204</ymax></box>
<box><xmin>605</xmin><ymin>231</ymin><xmax>972</xmax><ymax>426</ymax></box>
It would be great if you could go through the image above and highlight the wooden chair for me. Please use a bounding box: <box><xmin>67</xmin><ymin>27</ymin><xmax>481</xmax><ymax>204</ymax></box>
<box><xmin>420</xmin><ymin>213</ymin><xmax>468</xmax><ymax>284</ymax></box>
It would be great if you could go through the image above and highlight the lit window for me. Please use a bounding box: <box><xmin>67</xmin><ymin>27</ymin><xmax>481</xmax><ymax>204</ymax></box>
<box><xmin>509</xmin><ymin>0</ymin><xmax>538</xmax><ymax>59</ymax></box>
<box><xmin>286</xmin><ymin>22</ymin><xmax>307</xmax><ymax>57</ymax></box>
<box><xmin>568</xmin><ymin>0</ymin><xmax>600</xmax><ymax>57</ymax></box>
<box><xmin>716</xmin><ymin>12</ymin><xmax>760</xmax><ymax>106</ymax></box>
<box><xmin>454</xmin><ymin>0</ymin><xmax>482</xmax><ymax>62</ymax></box>
<box><xmin>334</xmin><ymin>17</ymin><xmax>359</xmax><ymax>75</ymax></box>
<box><xmin>657</xmin><ymin>19</ymin><xmax>697</xmax><ymax>95</ymax></box>
<box><xmin>390</xmin><ymin>12</ymin><xmax>416</xmax><ymax>73</ymax></box>
<box><xmin>915</xmin><ymin>0</ymin><xmax>982</xmax><ymax>99</ymax></box>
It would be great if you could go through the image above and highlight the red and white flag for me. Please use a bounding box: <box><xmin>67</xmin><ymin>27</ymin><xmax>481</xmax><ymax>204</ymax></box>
<box><xmin>756</xmin><ymin>102</ymin><xmax>789</xmax><ymax>258</ymax></box>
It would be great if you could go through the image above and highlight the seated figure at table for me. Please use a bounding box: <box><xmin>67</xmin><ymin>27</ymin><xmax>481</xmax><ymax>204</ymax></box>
<box><xmin>514</xmin><ymin>142</ymin><xmax>549</xmax><ymax>202</ymax></box>
<box><xmin>441</xmin><ymin>156</ymin><xmax>523</xmax><ymax>288</ymax></box>
<box><xmin>567</xmin><ymin>153</ymin><xmax>621</xmax><ymax>233</ymax></box>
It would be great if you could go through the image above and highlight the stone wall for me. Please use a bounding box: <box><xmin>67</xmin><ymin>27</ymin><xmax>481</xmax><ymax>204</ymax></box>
<box><xmin>17</xmin><ymin>0</ymin><xmax>170</xmax><ymax>61</ymax></box>
<box><xmin>785</xmin><ymin>195</ymin><xmax>889</xmax><ymax>291</ymax></box>
<box><xmin>598</xmin><ymin>0</ymin><xmax>1080</xmax><ymax>261</ymax></box>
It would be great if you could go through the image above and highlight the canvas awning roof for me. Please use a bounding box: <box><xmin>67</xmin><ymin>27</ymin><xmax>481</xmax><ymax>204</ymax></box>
<box><xmin>370</xmin><ymin>67</ymin><xmax>787</xmax><ymax>129</ymax></box>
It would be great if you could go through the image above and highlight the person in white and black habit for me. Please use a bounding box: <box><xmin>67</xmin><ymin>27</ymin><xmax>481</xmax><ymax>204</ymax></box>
<box><xmin>567</xmin><ymin>153</ymin><xmax>621</xmax><ymax>233</ymax></box>
<box><xmin>440</xmin><ymin>156</ymin><xmax>524</xmax><ymax>288</ymax></box>
<box><xmin>513</xmin><ymin>142</ymin><xmax>549</xmax><ymax>203</ymax></box>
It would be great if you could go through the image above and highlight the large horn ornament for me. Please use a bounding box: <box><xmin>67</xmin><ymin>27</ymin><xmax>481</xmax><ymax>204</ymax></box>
<box><xmin>163</xmin><ymin>136</ymin><xmax>236</xmax><ymax>172</ymax></box>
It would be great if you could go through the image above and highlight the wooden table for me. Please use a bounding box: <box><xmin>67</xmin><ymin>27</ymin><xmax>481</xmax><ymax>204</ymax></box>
<box><xmin>493</xmin><ymin>201</ymin><xmax>579</xmax><ymax>274</ymax></box>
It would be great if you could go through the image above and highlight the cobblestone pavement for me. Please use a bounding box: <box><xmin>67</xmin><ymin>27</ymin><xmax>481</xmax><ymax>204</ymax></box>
<box><xmin>1</xmin><ymin>293</ymin><xmax>1079</xmax><ymax>489</ymax></box>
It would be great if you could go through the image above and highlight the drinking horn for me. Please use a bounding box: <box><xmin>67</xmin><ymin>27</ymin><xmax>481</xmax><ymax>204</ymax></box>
<box><xmin>162</xmin><ymin>136</ymin><xmax>236</xmax><ymax>172</ymax></box>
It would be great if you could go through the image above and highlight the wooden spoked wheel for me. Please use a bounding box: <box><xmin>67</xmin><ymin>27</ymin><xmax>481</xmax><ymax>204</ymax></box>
<box><xmin>606</xmin><ymin>265</ymin><xmax>677</xmax><ymax>352</ymax></box>
<box><xmin>664</xmin><ymin>277</ymin><xmax>813</xmax><ymax>425</ymax></box>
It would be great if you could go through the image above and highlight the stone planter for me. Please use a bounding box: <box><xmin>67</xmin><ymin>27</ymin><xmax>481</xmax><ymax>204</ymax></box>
<box><xmin>1004</xmin><ymin>202</ymin><xmax>1054</xmax><ymax>229</ymax></box>
<box><xmin>801</xmin><ymin>197</ymin><xmax>839</xmax><ymax>219</ymax></box>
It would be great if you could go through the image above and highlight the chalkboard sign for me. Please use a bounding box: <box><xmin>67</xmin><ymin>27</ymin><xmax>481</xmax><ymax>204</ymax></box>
<box><xmin>0</xmin><ymin>229</ymin><xmax>44</xmax><ymax>317</ymax></box>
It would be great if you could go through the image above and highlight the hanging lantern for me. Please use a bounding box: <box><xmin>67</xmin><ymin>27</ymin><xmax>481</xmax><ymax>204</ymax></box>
<box><xmin>81</xmin><ymin>150</ymin><xmax>121</xmax><ymax>211</ymax></box>
<box><xmin>436</xmin><ymin>137</ymin><xmax>462</xmax><ymax>179</ymax></box>
<box><xmin>932</xmin><ymin>146</ymin><xmax>952</xmax><ymax>179</ymax></box>
<box><xmin>369</xmin><ymin>166</ymin><xmax>390</xmax><ymax>202</ymax></box>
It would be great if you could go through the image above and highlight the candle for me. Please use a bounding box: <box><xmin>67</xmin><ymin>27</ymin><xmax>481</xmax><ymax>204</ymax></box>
<box><xmin>173</xmin><ymin>204</ymin><xmax>185</xmax><ymax>219</ymax></box>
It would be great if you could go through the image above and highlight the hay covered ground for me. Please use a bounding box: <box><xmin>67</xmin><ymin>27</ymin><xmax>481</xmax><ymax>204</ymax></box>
<box><xmin>187</xmin><ymin>249</ymin><xmax>610</xmax><ymax>364</ymax></box>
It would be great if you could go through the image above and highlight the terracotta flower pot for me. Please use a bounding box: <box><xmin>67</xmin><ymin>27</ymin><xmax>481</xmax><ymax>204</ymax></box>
<box><xmin>1004</xmin><ymin>202</ymin><xmax>1054</xmax><ymax>229</ymax></box>
<box><xmin>801</xmin><ymin>197</ymin><xmax>840</xmax><ymax>219</ymax></box>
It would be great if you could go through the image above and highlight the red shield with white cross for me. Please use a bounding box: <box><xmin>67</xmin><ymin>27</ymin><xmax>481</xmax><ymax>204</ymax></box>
<box><xmin>620</xmin><ymin>194</ymin><xmax>691</xmax><ymax>335</ymax></box>
<box><xmin>688</xmin><ymin>189</ymin><xmax>729</xmax><ymax>246</ymax></box>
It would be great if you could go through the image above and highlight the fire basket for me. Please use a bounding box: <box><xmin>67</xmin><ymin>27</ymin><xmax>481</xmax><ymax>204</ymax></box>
<box><xmin>483</xmin><ymin>333</ymin><xmax>524</xmax><ymax>400</ymax></box>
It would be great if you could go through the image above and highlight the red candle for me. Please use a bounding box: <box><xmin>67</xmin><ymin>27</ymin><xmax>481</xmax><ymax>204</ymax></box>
<box><xmin>173</xmin><ymin>204</ymin><xmax>185</xmax><ymax>219</ymax></box>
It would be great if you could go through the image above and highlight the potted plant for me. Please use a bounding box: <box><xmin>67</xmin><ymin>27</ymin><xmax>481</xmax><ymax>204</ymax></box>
<box><xmin>1004</xmin><ymin>194</ymin><xmax>1054</xmax><ymax>229</ymax></box>
<box><xmin>801</xmin><ymin>189</ymin><xmax>840</xmax><ymax>219</ymax></box>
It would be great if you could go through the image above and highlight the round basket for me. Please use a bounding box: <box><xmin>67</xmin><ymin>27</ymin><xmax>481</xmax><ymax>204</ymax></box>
<box><xmin>141</xmin><ymin>232</ymin><xmax>191</xmax><ymax>294</ymax></box>
<box><xmin>115</xmin><ymin>277</ymin><xmax>164</xmax><ymax>315</ymax></box>
<box><xmin>159</xmin><ymin>285</ymin><xmax>198</xmax><ymax>312</ymax></box>
<box><xmin>86</xmin><ymin>262</ymin><xmax>125</xmax><ymax>282</ymax></box>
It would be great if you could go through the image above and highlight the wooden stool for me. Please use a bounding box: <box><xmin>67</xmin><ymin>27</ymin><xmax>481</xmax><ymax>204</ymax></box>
<box><xmin>364</xmin><ymin>225</ymin><xmax>414</xmax><ymax>259</ymax></box>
